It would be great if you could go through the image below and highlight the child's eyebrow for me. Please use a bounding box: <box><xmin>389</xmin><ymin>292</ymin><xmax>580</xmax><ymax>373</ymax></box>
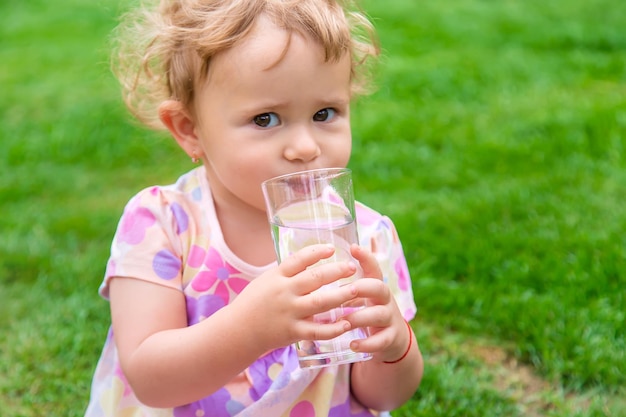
<box><xmin>316</xmin><ymin>96</ymin><xmax>350</xmax><ymax>106</ymax></box>
<box><xmin>237</xmin><ymin>95</ymin><xmax>350</xmax><ymax>115</ymax></box>
<box><xmin>238</xmin><ymin>100</ymin><xmax>291</xmax><ymax>115</ymax></box>
<box><xmin>308</xmin><ymin>96</ymin><xmax>351</xmax><ymax>111</ymax></box>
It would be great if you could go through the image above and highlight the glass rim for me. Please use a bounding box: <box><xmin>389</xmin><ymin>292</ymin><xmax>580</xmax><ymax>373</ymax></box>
<box><xmin>261</xmin><ymin>167</ymin><xmax>351</xmax><ymax>187</ymax></box>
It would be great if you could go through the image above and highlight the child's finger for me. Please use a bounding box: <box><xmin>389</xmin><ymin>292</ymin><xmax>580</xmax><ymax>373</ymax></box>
<box><xmin>297</xmin><ymin>279</ymin><xmax>359</xmax><ymax>317</ymax></box>
<box><xmin>294</xmin><ymin>261</ymin><xmax>358</xmax><ymax>295</ymax></box>
<box><xmin>296</xmin><ymin>319</ymin><xmax>352</xmax><ymax>342</ymax></box>
<box><xmin>278</xmin><ymin>244</ymin><xmax>335</xmax><ymax>276</ymax></box>
<box><xmin>349</xmin><ymin>277</ymin><xmax>391</xmax><ymax>305</ymax></box>
<box><xmin>349</xmin><ymin>327</ymin><xmax>393</xmax><ymax>354</ymax></box>
<box><xmin>350</xmin><ymin>244</ymin><xmax>383</xmax><ymax>280</ymax></box>
<box><xmin>342</xmin><ymin>302</ymin><xmax>391</xmax><ymax>329</ymax></box>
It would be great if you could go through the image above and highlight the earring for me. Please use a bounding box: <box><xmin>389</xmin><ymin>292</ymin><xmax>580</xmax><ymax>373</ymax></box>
<box><xmin>191</xmin><ymin>152</ymin><xmax>200</xmax><ymax>164</ymax></box>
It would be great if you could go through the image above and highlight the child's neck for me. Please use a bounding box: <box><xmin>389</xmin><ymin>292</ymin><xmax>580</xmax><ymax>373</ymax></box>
<box><xmin>213</xmin><ymin>198</ymin><xmax>277</xmax><ymax>267</ymax></box>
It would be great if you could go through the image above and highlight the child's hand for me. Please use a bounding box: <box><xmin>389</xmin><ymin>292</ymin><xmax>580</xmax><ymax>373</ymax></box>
<box><xmin>230</xmin><ymin>244</ymin><xmax>361</xmax><ymax>354</ymax></box>
<box><xmin>343</xmin><ymin>244</ymin><xmax>412</xmax><ymax>363</ymax></box>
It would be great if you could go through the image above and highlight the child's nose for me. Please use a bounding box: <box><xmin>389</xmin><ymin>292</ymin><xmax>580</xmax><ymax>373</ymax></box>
<box><xmin>283</xmin><ymin>128</ymin><xmax>321</xmax><ymax>162</ymax></box>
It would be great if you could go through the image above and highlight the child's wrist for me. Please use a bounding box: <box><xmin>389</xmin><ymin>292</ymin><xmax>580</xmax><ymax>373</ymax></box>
<box><xmin>383</xmin><ymin>320</ymin><xmax>413</xmax><ymax>364</ymax></box>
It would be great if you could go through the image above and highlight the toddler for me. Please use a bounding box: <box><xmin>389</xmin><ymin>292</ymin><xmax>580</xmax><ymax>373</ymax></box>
<box><xmin>85</xmin><ymin>0</ymin><xmax>423</xmax><ymax>416</ymax></box>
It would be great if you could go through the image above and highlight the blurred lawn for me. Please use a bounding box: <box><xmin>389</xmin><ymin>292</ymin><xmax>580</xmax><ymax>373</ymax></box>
<box><xmin>1</xmin><ymin>0</ymin><xmax>625</xmax><ymax>416</ymax></box>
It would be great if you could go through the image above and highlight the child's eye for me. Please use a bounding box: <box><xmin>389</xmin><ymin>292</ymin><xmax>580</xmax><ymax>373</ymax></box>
<box><xmin>253</xmin><ymin>113</ymin><xmax>280</xmax><ymax>128</ymax></box>
<box><xmin>312</xmin><ymin>108</ymin><xmax>336</xmax><ymax>122</ymax></box>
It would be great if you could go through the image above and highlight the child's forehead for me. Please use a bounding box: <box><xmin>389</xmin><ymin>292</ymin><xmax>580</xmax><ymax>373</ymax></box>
<box><xmin>232</xmin><ymin>16</ymin><xmax>294</xmax><ymax>65</ymax></box>
<box><xmin>198</xmin><ymin>14</ymin><xmax>352</xmax><ymax>107</ymax></box>
<box><xmin>209</xmin><ymin>15</ymin><xmax>327</xmax><ymax>77</ymax></box>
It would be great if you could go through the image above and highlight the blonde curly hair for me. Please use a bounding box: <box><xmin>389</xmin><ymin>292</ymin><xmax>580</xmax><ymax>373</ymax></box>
<box><xmin>111</xmin><ymin>0</ymin><xmax>380</xmax><ymax>130</ymax></box>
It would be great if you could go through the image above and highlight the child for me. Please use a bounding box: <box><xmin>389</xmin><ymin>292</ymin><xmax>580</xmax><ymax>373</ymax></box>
<box><xmin>85</xmin><ymin>0</ymin><xmax>423</xmax><ymax>416</ymax></box>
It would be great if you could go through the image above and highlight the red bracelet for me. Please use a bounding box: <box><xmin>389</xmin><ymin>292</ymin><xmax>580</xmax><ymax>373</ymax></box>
<box><xmin>383</xmin><ymin>320</ymin><xmax>413</xmax><ymax>364</ymax></box>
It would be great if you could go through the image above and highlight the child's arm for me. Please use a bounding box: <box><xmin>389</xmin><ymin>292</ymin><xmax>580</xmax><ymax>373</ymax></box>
<box><xmin>109</xmin><ymin>244</ymin><xmax>359</xmax><ymax>408</ymax></box>
<box><xmin>346</xmin><ymin>245</ymin><xmax>424</xmax><ymax>411</ymax></box>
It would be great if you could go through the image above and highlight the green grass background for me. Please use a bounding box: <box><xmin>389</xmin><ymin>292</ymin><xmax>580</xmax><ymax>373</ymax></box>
<box><xmin>1</xmin><ymin>0</ymin><xmax>625</xmax><ymax>416</ymax></box>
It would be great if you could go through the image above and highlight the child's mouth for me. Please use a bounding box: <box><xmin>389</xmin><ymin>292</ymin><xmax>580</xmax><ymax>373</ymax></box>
<box><xmin>285</xmin><ymin>173</ymin><xmax>315</xmax><ymax>196</ymax></box>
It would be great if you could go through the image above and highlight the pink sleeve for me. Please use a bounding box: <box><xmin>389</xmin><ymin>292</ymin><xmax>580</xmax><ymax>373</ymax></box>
<box><xmin>356</xmin><ymin>204</ymin><xmax>417</xmax><ymax>321</ymax></box>
<box><xmin>99</xmin><ymin>187</ymin><xmax>185</xmax><ymax>299</ymax></box>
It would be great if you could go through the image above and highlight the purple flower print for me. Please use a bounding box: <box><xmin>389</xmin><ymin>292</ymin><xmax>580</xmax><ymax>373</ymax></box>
<box><xmin>188</xmin><ymin>245</ymin><xmax>248</xmax><ymax>304</ymax></box>
<box><xmin>186</xmin><ymin>293</ymin><xmax>227</xmax><ymax>325</ymax></box>
<box><xmin>174</xmin><ymin>388</ymin><xmax>232</xmax><ymax>417</ymax></box>
<box><xmin>153</xmin><ymin>249</ymin><xmax>182</xmax><ymax>280</ymax></box>
<box><xmin>170</xmin><ymin>202</ymin><xmax>189</xmax><ymax>235</ymax></box>
<box><xmin>247</xmin><ymin>347</ymin><xmax>298</xmax><ymax>401</ymax></box>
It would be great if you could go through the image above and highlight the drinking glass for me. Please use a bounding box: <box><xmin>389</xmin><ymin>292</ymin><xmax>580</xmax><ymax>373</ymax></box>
<box><xmin>262</xmin><ymin>168</ymin><xmax>371</xmax><ymax>369</ymax></box>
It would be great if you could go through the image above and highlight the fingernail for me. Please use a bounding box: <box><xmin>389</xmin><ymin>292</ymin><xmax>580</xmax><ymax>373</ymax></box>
<box><xmin>350</xmin><ymin>341</ymin><xmax>360</xmax><ymax>352</ymax></box>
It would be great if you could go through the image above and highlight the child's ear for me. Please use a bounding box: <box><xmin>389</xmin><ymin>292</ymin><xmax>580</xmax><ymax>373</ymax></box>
<box><xmin>158</xmin><ymin>100</ymin><xmax>201</xmax><ymax>160</ymax></box>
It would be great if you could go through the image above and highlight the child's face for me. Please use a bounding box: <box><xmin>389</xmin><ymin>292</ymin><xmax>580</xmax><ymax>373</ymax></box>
<box><xmin>191</xmin><ymin>15</ymin><xmax>353</xmax><ymax>213</ymax></box>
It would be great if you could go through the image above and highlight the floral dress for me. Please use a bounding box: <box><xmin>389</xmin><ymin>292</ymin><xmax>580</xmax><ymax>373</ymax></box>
<box><xmin>85</xmin><ymin>167</ymin><xmax>416</xmax><ymax>417</ymax></box>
